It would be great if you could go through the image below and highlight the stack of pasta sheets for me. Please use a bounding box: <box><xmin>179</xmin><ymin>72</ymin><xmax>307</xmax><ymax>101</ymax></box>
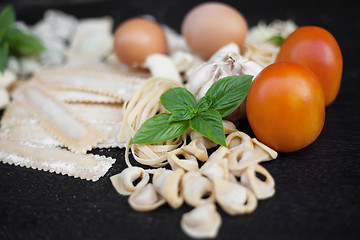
<box><xmin>0</xmin><ymin>63</ymin><xmax>149</xmax><ymax>181</ymax></box>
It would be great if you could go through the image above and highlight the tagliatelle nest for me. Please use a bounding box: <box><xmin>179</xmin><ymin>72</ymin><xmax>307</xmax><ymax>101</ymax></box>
<box><xmin>112</xmin><ymin>77</ymin><xmax>278</xmax><ymax>239</ymax></box>
<box><xmin>242</xmin><ymin>20</ymin><xmax>298</xmax><ymax>67</ymax></box>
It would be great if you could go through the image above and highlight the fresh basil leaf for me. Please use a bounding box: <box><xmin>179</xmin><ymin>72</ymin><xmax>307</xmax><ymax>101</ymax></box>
<box><xmin>169</xmin><ymin>110</ymin><xmax>196</xmax><ymax>122</ymax></box>
<box><xmin>160</xmin><ymin>87</ymin><xmax>197</xmax><ymax>113</ymax></box>
<box><xmin>5</xmin><ymin>27</ymin><xmax>44</xmax><ymax>55</ymax></box>
<box><xmin>190</xmin><ymin>109</ymin><xmax>226</xmax><ymax>147</ymax></box>
<box><xmin>196</xmin><ymin>96</ymin><xmax>212</xmax><ymax>112</ymax></box>
<box><xmin>0</xmin><ymin>41</ymin><xmax>9</xmax><ymax>73</ymax></box>
<box><xmin>0</xmin><ymin>6</ymin><xmax>15</xmax><ymax>36</ymax></box>
<box><xmin>267</xmin><ymin>35</ymin><xmax>285</xmax><ymax>47</ymax></box>
<box><xmin>205</xmin><ymin>75</ymin><xmax>252</xmax><ymax>118</ymax></box>
<box><xmin>130</xmin><ymin>113</ymin><xmax>189</xmax><ymax>145</ymax></box>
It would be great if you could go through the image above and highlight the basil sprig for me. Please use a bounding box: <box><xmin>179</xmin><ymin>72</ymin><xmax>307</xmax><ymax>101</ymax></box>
<box><xmin>0</xmin><ymin>6</ymin><xmax>45</xmax><ymax>73</ymax></box>
<box><xmin>130</xmin><ymin>75</ymin><xmax>253</xmax><ymax>147</ymax></box>
<box><xmin>267</xmin><ymin>35</ymin><xmax>286</xmax><ymax>47</ymax></box>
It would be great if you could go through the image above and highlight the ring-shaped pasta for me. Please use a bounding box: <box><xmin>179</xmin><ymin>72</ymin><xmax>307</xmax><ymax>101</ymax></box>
<box><xmin>180</xmin><ymin>203</ymin><xmax>221</xmax><ymax>239</ymax></box>
<box><xmin>167</xmin><ymin>148</ymin><xmax>199</xmax><ymax>172</ymax></box>
<box><xmin>214</xmin><ymin>178</ymin><xmax>257</xmax><ymax>215</ymax></box>
<box><xmin>241</xmin><ymin>164</ymin><xmax>275</xmax><ymax>200</ymax></box>
<box><xmin>182</xmin><ymin>137</ymin><xmax>208</xmax><ymax>162</ymax></box>
<box><xmin>128</xmin><ymin>184</ymin><xmax>166</xmax><ymax>212</ymax></box>
<box><xmin>110</xmin><ymin>166</ymin><xmax>150</xmax><ymax>196</ymax></box>
<box><xmin>182</xmin><ymin>172</ymin><xmax>215</xmax><ymax>207</ymax></box>
<box><xmin>153</xmin><ymin>168</ymin><xmax>185</xmax><ymax>209</ymax></box>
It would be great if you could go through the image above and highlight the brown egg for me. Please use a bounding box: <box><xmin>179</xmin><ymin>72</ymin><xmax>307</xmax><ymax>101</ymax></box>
<box><xmin>114</xmin><ymin>17</ymin><xmax>168</xmax><ymax>68</ymax></box>
<box><xmin>181</xmin><ymin>2</ymin><xmax>248</xmax><ymax>59</ymax></box>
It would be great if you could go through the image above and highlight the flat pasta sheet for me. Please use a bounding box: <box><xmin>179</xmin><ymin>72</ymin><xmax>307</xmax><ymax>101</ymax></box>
<box><xmin>0</xmin><ymin>63</ymin><xmax>143</xmax><ymax>181</ymax></box>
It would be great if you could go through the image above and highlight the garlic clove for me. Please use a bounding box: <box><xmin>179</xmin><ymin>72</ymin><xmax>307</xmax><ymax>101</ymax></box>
<box><xmin>209</xmin><ymin>42</ymin><xmax>240</xmax><ymax>61</ymax></box>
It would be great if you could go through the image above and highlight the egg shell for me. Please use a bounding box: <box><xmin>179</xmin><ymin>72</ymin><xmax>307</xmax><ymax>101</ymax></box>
<box><xmin>114</xmin><ymin>18</ymin><xmax>168</xmax><ymax>68</ymax></box>
<box><xmin>181</xmin><ymin>2</ymin><xmax>248</xmax><ymax>59</ymax></box>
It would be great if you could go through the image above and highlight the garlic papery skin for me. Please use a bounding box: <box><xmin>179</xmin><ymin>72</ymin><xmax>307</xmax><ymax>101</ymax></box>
<box><xmin>186</xmin><ymin>43</ymin><xmax>263</xmax><ymax>100</ymax></box>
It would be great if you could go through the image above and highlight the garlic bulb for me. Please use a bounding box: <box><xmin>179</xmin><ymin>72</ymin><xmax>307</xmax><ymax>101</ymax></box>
<box><xmin>186</xmin><ymin>43</ymin><xmax>263</xmax><ymax>100</ymax></box>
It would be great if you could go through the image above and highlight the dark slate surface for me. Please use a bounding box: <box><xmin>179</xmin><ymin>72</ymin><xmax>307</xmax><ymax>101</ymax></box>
<box><xmin>1</xmin><ymin>0</ymin><xmax>360</xmax><ymax>239</ymax></box>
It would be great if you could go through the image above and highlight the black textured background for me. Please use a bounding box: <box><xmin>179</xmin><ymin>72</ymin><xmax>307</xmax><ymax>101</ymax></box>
<box><xmin>1</xmin><ymin>0</ymin><xmax>360</xmax><ymax>239</ymax></box>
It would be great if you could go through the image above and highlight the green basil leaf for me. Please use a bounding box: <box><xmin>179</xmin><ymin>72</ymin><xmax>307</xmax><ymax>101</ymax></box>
<box><xmin>0</xmin><ymin>6</ymin><xmax>15</xmax><ymax>36</ymax></box>
<box><xmin>130</xmin><ymin>113</ymin><xmax>189</xmax><ymax>145</ymax></box>
<box><xmin>190</xmin><ymin>109</ymin><xmax>226</xmax><ymax>147</ymax></box>
<box><xmin>5</xmin><ymin>28</ymin><xmax>45</xmax><ymax>55</ymax></box>
<box><xmin>0</xmin><ymin>41</ymin><xmax>9</xmax><ymax>73</ymax></box>
<box><xmin>196</xmin><ymin>96</ymin><xmax>212</xmax><ymax>112</ymax></box>
<box><xmin>267</xmin><ymin>35</ymin><xmax>285</xmax><ymax>47</ymax></box>
<box><xmin>205</xmin><ymin>75</ymin><xmax>252</xmax><ymax>118</ymax></box>
<box><xmin>169</xmin><ymin>110</ymin><xmax>196</xmax><ymax>122</ymax></box>
<box><xmin>160</xmin><ymin>87</ymin><xmax>197</xmax><ymax>113</ymax></box>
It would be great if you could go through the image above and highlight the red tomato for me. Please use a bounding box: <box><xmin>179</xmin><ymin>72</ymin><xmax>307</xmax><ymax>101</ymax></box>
<box><xmin>276</xmin><ymin>26</ymin><xmax>343</xmax><ymax>106</ymax></box>
<box><xmin>246</xmin><ymin>62</ymin><xmax>325</xmax><ymax>152</ymax></box>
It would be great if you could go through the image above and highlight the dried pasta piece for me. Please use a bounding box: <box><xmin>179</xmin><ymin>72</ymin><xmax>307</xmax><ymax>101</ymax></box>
<box><xmin>228</xmin><ymin>136</ymin><xmax>276</xmax><ymax>175</ymax></box>
<box><xmin>51</xmin><ymin>89</ymin><xmax>122</xmax><ymax>104</ymax></box>
<box><xmin>1</xmin><ymin>102</ymin><xmax>122</xmax><ymax>149</ymax></box>
<box><xmin>110</xmin><ymin>167</ymin><xmax>150</xmax><ymax>196</ymax></box>
<box><xmin>182</xmin><ymin>137</ymin><xmax>208</xmax><ymax>162</ymax></box>
<box><xmin>1</xmin><ymin>101</ymin><xmax>33</xmax><ymax>122</ymax></box>
<box><xmin>189</xmin><ymin>131</ymin><xmax>217</xmax><ymax>149</ymax></box>
<box><xmin>1</xmin><ymin>118</ymin><xmax>61</xmax><ymax>147</ymax></box>
<box><xmin>153</xmin><ymin>168</ymin><xmax>184</xmax><ymax>209</ymax></box>
<box><xmin>207</xmin><ymin>146</ymin><xmax>230</xmax><ymax>162</ymax></box>
<box><xmin>0</xmin><ymin>139</ymin><xmax>115</xmax><ymax>181</ymax></box>
<box><xmin>63</xmin><ymin>60</ymin><xmax>151</xmax><ymax>78</ymax></box>
<box><xmin>66</xmin><ymin>103</ymin><xmax>123</xmax><ymax>122</ymax></box>
<box><xmin>214</xmin><ymin>178</ymin><xmax>257</xmax><ymax>215</ymax></box>
<box><xmin>34</xmin><ymin>67</ymin><xmax>145</xmax><ymax>100</ymax></box>
<box><xmin>226</xmin><ymin>131</ymin><xmax>254</xmax><ymax>151</ymax></box>
<box><xmin>199</xmin><ymin>147</ymin><xmax>229</xmax><ymax>181</ymax></box>
<box><xmin>241</xmin><ymin>164</ymin><xmax>275</xmax><ymax>200</ymax></box>
<box><xmin>128</xmin><ymin>184</ymin><xmax>166</xmax><ymax>212</ymax></box>
<box><xmin>67</xmin><ymin>103</ymin><xmax>124</xmax><ymax>148</ymax></box>
<box><xmin>223</xmin><ymin>120</ymin><xmax>238</xmax><ymax>134</ymax></box>
<box><xmin>180</xmin><ymin>203</ymin><xmax>221</xmax><ymax>239</ymax></box>
<box><xmin>1</xmin><ymin>102</ymin><xmax>61</xmax><ymax>147</ymax></box>
<box><xmin>66</xmin><ymin>17</ymin><xmax>113</xmax><ymax>60</ymax></box>
<box><xmin>182</xmin><ymin>172</ymin><xmax>215</xmax><ymax>207</ymax></box>
<box><xmin>13</xmin><ymin>83</ymin><xmax>105</xmax><ymax>153</ymax></box>
<box><xmin>252</xmin><ymin>138</ymin><xmax>278</xmax><ymax>159</ymax></box>
<box><xmin>167</xmin><ymin>148</ymin><xmax>199</xmax><ymax>172</ymax></box>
